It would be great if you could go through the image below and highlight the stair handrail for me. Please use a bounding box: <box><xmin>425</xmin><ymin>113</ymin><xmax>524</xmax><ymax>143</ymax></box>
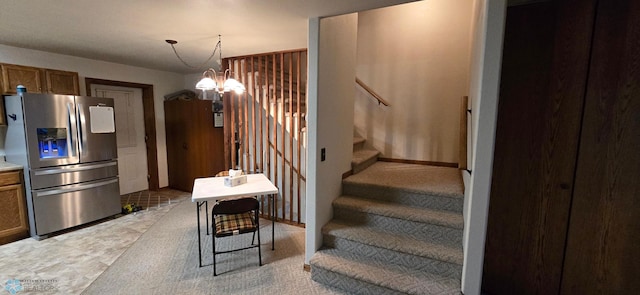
<box><xmin>355</xmin><ymin>78</ymin><xmax>391</xmax><ymax>107</ymax></box>
<box><xmin>459</xmin><ymin>96</ymin><xmax>469</xmax><ymax>171</ymax></box>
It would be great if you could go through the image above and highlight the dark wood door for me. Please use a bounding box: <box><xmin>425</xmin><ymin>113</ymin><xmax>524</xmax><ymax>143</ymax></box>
<box><xmin>165</xmin><ymin>99</ymin><xmax>187</xmax><ymax>191</ymax></box>
<box><xmin>483</xmin><ymin>1</ymin><xmax>596</xmax><ymax>294</ymax></box>
<box><xmin>165</xmin><ymin>99</ymin><xmax>224</xmax><ymax>192</ymax></box>
<box><xmin>183</xmin><ymin>100</ymin><xmax>224</xmax><ymax>185</ymax></box>
<box><xmin>560</xmin><ymin>0</ymin><xmax>640</xmax><ymax>293</ymax></box>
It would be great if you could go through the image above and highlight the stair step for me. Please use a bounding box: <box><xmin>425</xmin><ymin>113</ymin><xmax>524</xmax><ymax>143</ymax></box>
<box><xmin>345</xmin><ymin>162</ymin><xmax>464</xmax><ymax>198</ymax></box>
<box><xmin>322</xmin><ymin>220</ymin><xmax>463</xmax><ymax>265</ymax></box>
<box><xmin>342</xmin><ymin>182</ymin><xmax>464</xmax><ymax>212</ymax></box>
<box><xmin>352</xmin><ymin>149</ymin><xmax>379</xmax><ymax>174</ymax></box>
<box><xmin>343</xmin><ymin>162</ymin><xmax>464</xmax><ymax>212</ymax></box>
<box><xmin>333</xmin><ymin>196</ymin><xmax>463</xmax><ymax>245</ymax></box>
<box><xmin>323</xmin><ymin>233</ymin><xmax>462</xmax><ymax>279</ymax></box>
<box><xmin>352</xmin><ymin>149</ymin><xmax>379</xmax><ymax>165</ymax></box>
<box><xmin>312</xmin><ymin>266</ymin><xmax>406</xmax><ymax>295</ymax></box>
<box><xmin>353</xmin><ymin>136</ymin><xmax>365</xmax><ymax>151</ymax></box>
<box><xmin>310</xmin><ymin>248</ymin><xmax>461</xmax><ymax>295</ymax></box>
<box><xmin>312</xmin><ymin>161</ymin><xmax>466</xmax><ymax>294</ymax></box>
<box><xmin>334</xmin><ymin>195</ymin><xmax>463</xmax><ymax>229</ymax></box>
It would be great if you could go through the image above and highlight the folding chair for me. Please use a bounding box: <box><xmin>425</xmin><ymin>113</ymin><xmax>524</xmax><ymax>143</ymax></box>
<box><xmin>211</xmin><ymin>197</ymin><xmax>262</xmax><ymax>276</ymax></box>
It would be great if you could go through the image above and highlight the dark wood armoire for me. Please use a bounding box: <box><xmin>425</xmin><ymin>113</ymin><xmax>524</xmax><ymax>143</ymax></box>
<box><xmin>483</xmin><ymin>0</ymin><xmax>639</xmax><ymax>294</ymax></box>
<box><xmin>164</xmin><ymin>99</ymin><xmax>225</xmax><ymax>192</ymax></box>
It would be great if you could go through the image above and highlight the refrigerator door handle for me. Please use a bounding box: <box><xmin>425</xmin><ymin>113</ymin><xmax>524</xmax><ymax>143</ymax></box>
<box><xmin>67</xmin><ymin>102</ymin><xmax>78</xmax><ymax>157</ymax></box>
<box><xmin>33</xmin><ymin>178</ymin><xmax>119</xmax><ymax>198</ymax></box>
<box><xmin>77</xmin><ymin>103</ymin><xmax>85</xmax><ymax>154</ymax></box>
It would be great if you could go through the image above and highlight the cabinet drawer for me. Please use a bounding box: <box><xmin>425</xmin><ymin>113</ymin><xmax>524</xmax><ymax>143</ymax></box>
<box><xmin>0</xmin><ymin>171</ymin><xmax>21</xmax><ymax>186</ymax></box>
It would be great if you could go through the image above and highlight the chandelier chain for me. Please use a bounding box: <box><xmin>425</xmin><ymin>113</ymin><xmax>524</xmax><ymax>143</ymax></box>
<box><xmin>169</xmin><ymin>40</ymin><xmax>221</xmax><ymax>70</ymax></box>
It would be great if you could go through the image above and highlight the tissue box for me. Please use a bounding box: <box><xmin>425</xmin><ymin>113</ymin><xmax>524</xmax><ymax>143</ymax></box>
<box><xmin>224</xmin><ymin>175</ymin><xmax>247</xmax><ymax>187</ymax></box>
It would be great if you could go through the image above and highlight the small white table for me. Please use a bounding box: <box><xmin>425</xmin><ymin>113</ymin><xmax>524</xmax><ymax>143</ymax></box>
<box><xmin>191</xmin><ymin>174</ymin><xmax>279</xmax><ymax>267</ymax></box>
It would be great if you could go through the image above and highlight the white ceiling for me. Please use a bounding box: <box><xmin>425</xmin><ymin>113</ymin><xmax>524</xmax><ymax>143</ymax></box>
<box><xmin>0</xmin><ymin>0</ymin><xmax>418</xmax><ymax>74</ymax></box>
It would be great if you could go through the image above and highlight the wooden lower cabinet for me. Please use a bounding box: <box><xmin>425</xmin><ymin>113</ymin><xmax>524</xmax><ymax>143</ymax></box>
<box><xmin>0</xmin><ymin>170</ymin><xmax>29</xmax><ymax>245</ymax></box>
<box><xmin>165</xmin><ymin>99</ymin><xmax>225</xmax><ymax>192</ymax></box>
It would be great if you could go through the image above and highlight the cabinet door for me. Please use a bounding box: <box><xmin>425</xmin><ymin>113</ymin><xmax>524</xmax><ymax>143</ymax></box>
<box><xmin>0</xmin><ymin>171</ymin><xmax>28</xmax><ymax>245</ymax></box>
<box><xmin>186</xmin><ymin>100</ymin><xmax>219</xmax><ymax>180</ymax></box>
<box><xmin>165</xmin><ymin>99</ymin><xmax>223</xmax><ymax>192</ymax></box>
<box><xmin>0</xmin><ymin>97</ymin><xmax>5</xmax><ymax>126</ymax></box>
<box><xmin>482</xmin><ymin>1</ymin><xmax>596</xmax><ymax>294</ymax></box>
<box><xmin>560</xmin><ymin>0</ymin><xmax>640</xmax><ymax>293</ymax></box>
<box><xmin>164</xmin><ymin>100</ymin><xmax>190</xmax><ymax>191</ymax></box>
<box><xmin>45</xmin><ymin>69</ymin><xmax>80</xmax><ymax>95</ymax></box>
<box><xmin>1</xmin><ymin>64</ymin><xmax>43</xmax><ymax>94</ymax></box>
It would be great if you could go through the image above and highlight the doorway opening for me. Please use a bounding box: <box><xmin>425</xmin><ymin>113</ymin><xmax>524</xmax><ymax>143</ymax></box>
<box><xmin>85</xmin><ymin>78</ymin><xmax>159</xmax><ymax>190</ymax></box>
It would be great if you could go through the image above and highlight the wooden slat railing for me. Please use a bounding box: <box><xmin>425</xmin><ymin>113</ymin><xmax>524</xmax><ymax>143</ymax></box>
<box><xmin>223</xmin><ymin>50</ymin><xmax>307</xmax><ymax>226</ymax></box>
<box><xmin>356</xmin><ymin>77</ymin><xmax>391</xmax><ymax>106</ymax></box>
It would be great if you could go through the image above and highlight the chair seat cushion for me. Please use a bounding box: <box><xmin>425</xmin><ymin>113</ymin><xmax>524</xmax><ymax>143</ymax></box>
<box><xmin>215</xmin><ymin>212</ymin><xmax>256</xmax><ymax>237</ymax></box>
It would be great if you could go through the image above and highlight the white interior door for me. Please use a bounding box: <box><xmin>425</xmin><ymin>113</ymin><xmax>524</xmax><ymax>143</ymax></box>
<box><xmin>92</xmin><ymin>85</ymin><xmax>148</xmax><ymax>195</ymax></box>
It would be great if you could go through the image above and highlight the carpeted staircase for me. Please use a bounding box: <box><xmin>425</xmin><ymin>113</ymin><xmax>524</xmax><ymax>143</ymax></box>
<box><xmin>351</xmin><ymin>136</ymin><xmax>380</xmax><ymax>174</ymax></box>
<box><xmin>310</xmin><ymin>137</ymin><xmax>464</xmax><ymax>295</ymax></box>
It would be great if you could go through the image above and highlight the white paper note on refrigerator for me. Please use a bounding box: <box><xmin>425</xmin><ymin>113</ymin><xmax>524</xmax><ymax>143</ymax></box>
<box><xmin>89</xmin><ymin>106</ymin><xmax>116</xmax><ymax>133</ymax></box>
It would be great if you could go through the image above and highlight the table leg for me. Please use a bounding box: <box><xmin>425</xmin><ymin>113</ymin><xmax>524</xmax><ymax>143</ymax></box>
<box><xmin>272</xmin><ymin>194</ymin><xmax>275</xmax><ymax>251</ymax></box>
<box><xmin>196</xmin><ymin>201</ymin><xmax>203</xmax><ymax>267</ymax></box>
<box><xmin>205</xmin><ymin>201</ymin><xmax>209</xmax><ymax>235</ymax></box>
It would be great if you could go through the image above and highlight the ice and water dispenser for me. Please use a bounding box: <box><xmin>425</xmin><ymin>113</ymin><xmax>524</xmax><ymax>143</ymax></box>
<box><xmin>37</xmin><ymin>128</ymin><xmax>69</xmax><ymax>159</ymax></box>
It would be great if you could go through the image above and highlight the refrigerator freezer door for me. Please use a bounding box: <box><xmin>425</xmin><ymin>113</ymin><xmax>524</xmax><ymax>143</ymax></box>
<box><xmin>31</xmin><ymin>177</ymin><xmax>120</xmax><ymax>236</ymax></box>
<box><xmin>30</xmin><ymin>160</ymin><xmax>119</xmax><ymax>190</ymax></box>
<box><xmin>75</xmin><ymin>96</ymin><xmax>118</xmax><ymax>163</ymax></box>
<box><xmin>22</xmin><ymin>93</ymin><xmax>79</xmax><ymax>169</ymax></box>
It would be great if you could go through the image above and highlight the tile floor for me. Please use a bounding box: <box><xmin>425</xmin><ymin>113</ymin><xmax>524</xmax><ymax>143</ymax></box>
<box><xmin>0</xmin><ymin>189</ymin><xmax>189</xmax><ymax>294</ymax></box>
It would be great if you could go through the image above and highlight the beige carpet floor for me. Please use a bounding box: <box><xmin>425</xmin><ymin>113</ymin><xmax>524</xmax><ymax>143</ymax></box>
<box><xmin>83</xmin><ymin>197</ymin><xmax>345</xmax><ymax>295</ymax></box>
<box><xmin>0</xmin><ymin>189</ymin><xmax>189</xmax><ymax>294</ymax></box>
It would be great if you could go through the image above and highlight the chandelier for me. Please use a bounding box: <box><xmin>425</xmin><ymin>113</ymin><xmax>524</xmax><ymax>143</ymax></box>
<box><xmin>166</xmin><ymin>35</ymin><xmax>245</xmax><ymax>97</ymax></box>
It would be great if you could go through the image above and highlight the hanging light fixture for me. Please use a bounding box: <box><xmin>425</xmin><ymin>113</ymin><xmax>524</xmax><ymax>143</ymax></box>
<box><xmin>195</xmin><ymin>68</ymin><xmax>245</xmax><ymax>95</ymax></box>
<box><xmin>166</xmin><ymin>35</ymin><xmax>245</xmax><ymax>97</ymax></box>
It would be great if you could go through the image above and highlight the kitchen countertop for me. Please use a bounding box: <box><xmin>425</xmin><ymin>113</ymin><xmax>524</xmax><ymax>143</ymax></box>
<box><xmin>0</xmin><ymin>161</ymin><xmax>23</xmax><ymax>172</ymax></box>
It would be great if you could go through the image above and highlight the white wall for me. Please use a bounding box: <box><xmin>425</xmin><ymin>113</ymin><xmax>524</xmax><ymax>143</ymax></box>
<box><xmin>305</xmin><ymin>13</ymin><xmax>358</xmax><ymax>263</ymax></box>
<box><xmin>355</xmin><ymin>0</ymin><xmax>473</xmax><ymax>164</ymax></box>
<box><xmin>461</xmin><ymin>0</ymin><xmax>506</xmax><ymax>294</ymax></box>
<box><xmin>0</xmin><ymin>44</ymin><xmax>185</xmax><ymax>187</ymax></box>
<box><xmin>183</xmin><ymin>73</ymin><xmax>201</xmax><ymax>92</ymax></box>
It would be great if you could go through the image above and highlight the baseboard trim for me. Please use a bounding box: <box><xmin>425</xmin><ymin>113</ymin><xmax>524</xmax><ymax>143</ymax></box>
<box><xmin>342</xmin><ymin>170</ymin><xmax>353</xmax><ymax>179</ymax></box>
<box><xmin>378</xmin><ymin>158</ymin><xmax>459</xmax><ymax>168</ymax></box>
<box><xmin>269</xmin><ymin>218</ymin><xmax>306</xmax><ymax>228</ymax></box>
<box><xmin>303</xmin><ymin>264</ymin><xmax>311</xmax><ymax>272</ymax></box>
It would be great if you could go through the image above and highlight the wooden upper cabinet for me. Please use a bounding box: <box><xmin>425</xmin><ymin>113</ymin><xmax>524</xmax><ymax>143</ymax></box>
<box><xmin>0</xmin><ymin>63</ymin><xmax>80</xmax><ymax>95</ymax></box>
<box><xmin>1</xmin><ymin>64</ymin><xmax>43</xmax><ymax>94</ymax></box>
<box><xmin>0</xmin><ymin>97</ymin><xmax>5</xmax><ymax>126</ymax></box>
<box><xmin>45</xmin><ymin>69</ymin><xmax>80</xmax><ymax>95</ymax></box>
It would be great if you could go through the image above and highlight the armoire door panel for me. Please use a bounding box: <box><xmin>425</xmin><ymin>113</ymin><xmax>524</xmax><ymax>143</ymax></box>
<box><xmin>187</xmin><ymin>100</ymin><xmax>216</xmax><ymax>181</ymax></box>
<box><xmin>560</xmin><ymin>0</ymin><xmax>640</xmax><ymax>293</ymax></box>
<box><xmin>165</xmin><ymin>99</ymin><xmax>225</xmax><ymax>192</ymax></box>
<box><xmin>483</xmin><ymin>1</ymin><xmax>596</xmax><ymax>294</ymax></box>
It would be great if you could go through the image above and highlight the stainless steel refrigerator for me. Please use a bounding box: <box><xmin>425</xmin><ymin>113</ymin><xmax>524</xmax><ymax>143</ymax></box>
<box><xmin>5</xmin><ymin>93</ymin><xmax>120</xmax><ymax>238</ymax></box>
